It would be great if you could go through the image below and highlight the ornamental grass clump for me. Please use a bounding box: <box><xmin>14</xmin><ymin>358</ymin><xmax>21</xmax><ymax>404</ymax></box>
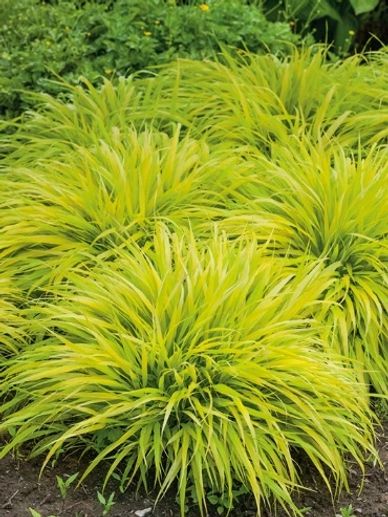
<box><xmin>145</xmin><ymin>47</ymin><xmax>388</xmax><ymax>150</ymax></box>
<box><xmin>223</xmin><ymin>138</ymin><xmax>388</xmax><ymax>397</ymax></box>
<box><xmin>0</xmin><ymin>228</ymin><xmax>377</xmax><ymax>515</ymax></box>
<box><xmin>0</xmin><ymin>118</ymin><xmax>256</xmax><ymax>295</ymax></box>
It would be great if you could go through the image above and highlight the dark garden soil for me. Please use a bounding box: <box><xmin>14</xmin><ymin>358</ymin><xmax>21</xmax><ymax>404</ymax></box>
<box><xmin>0</xmin><ymin>423</ymin><xmax>386</xmax><ymax>517</ymax></box>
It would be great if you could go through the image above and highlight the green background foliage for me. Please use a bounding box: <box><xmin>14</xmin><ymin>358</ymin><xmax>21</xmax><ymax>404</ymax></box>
<box><xmin>261</xmin><ymin>0</ymin><xmax>387</xmax><ymax>53</ymax></box>
<box><xmin>0</xmin><ymin>0</ymin><xmax>299</xmax><ymax>117</ymax></box>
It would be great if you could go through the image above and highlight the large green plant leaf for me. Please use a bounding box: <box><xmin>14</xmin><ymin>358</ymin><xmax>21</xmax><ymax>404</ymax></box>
<box><xmin>284</xmin><ymin>0</ymin><xmax>342</xmax><ymax>22</ymax></box>
<box><xmin>334</xmin><ymin>10</ymin><xmax>357</xmax><ymax>51</ymax></box>
<box><xmin>349</xmin><ymin>0</ymin><xmax>380</xmax><ymax>15</ymax></box>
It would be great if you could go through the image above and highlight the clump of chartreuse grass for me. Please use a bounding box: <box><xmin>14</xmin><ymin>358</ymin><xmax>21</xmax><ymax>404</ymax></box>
<box><xmin>0</xmin><ymin>228</ymin><xmax>377</xmax><ymax>515</ymax></box>
<box><xmin>0</xmin><ymin>122</ymin><xmax>256</xmax><ymax>295</ymax></box>
<box><xmin>217</xmin><ymin>137</ymin><xmax>388</xmax><ymax>397</ymax></box>
<box><xmin>146</xmin><ymin>46</ymin><xmax>387</xmax><ymax>150</ymax></box>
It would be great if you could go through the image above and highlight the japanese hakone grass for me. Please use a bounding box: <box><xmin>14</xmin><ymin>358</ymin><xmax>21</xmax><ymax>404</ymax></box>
<box><xmin>145</xmin><ymin>47</ymin><xmax>387</xmax><ymax>150</ymax></box>
<box><xmin>0</xmin><ymin>123</ymin><xmax>259</xmax><ymax>295</ymax></box>
<box><xmin>226</xmin><ymin>140</ymin><xmax>388</xmax><ymax>397</ymax></box>
<box><xmin>4</xmin><ymin>47</ymin><xmax>386</xmax><ymax>159</ymax></box>
<box><xmin>1</xmin><ymin>77</ymin><xmax>161</xmax><ymax>155</ymax></box>
<box><xmin>0</xmin><ymin>229</ymin><xmax>378</xmax><ymax>516</ymax></box>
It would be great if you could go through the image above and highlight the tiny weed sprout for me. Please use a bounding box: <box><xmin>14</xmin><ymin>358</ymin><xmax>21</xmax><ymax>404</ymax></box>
<box><xmin>338</xmin><ymin>504</ymin><xmax>356</xmax><ymax>517</ymax></box>
<box><xmin>97</xmin><ymin>491</ymin><xmax>116</xmax><ymax>515</ymax></box>
<box><xmin>56</xmin><ymin>472</ymin><xmax>79</xmax><ymax>499</ymax></box>
<box><xmin>0</xmin><ymin>47</ymin><xmax>387</xmax><ymax>516</ymax></box>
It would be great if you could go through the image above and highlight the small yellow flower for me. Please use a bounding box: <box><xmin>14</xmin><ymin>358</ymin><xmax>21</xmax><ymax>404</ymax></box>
<box><xmin>348</xmin><ymin>29</ymin><xmax>355</xmax><ymax>36</ymax></box>
<box><xmin>199</xmin><ymin>3</ymin><xmax>209</xmax><ymax>12</ymax></box>
<box><xmin>144</xmin><ymin>31</ymin><xmax>152</xmax><ymax>37</ymax></box>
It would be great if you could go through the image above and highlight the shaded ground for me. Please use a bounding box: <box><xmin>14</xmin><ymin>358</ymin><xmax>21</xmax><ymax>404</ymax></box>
<box><xmin>0</xmin><ymin>423</ymin><xmax>386</xmax><ymax>517</ymax></box>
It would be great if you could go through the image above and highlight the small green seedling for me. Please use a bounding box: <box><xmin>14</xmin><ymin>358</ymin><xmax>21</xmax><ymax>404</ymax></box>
<box><xmin>337</xmin><ymin>504</ymin><xmax>356</xmax><ymax>517</ymax></box>
<box><xmin>56</xmin><ymin>471</ymin><xmax>79</xmax><ymax>499</ymax></box>
<box><xmin>97</xmin><ymin>490</ymin><xmax>116</xmax><ymax>515</ymax></box>
<box><xmin>207</xmin><ymin>485</ymin><xmax>249</xmax><ymax>514</ymax></box>
<box><xmin>111</xmin><ymin>471</ymin><xmax>126</xmax><ymax>494</ymax></box>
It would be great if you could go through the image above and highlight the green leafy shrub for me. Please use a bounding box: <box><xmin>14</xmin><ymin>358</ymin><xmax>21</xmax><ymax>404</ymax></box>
<box><xmin>0</xmin><ymin>228</ymin><xmax>377</xmax><ymax>515</ymax></box>
<box><xmin>0</xmin><ymin>0</ymin><xmax>300</xmax><ymax>117</ymax></box>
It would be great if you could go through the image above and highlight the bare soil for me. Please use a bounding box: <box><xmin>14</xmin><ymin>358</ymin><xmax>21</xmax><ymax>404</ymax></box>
<box><xmin>0</xmin><ymin>423</ymin><xmax>387</xmax><ymax>517</ymax></box>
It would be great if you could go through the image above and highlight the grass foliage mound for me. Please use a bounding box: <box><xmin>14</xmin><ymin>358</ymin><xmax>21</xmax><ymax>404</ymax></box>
<box><xmin>0</xmin><ymin>47</ymin><xmax>387</xmax><ymax>515</ymax></box>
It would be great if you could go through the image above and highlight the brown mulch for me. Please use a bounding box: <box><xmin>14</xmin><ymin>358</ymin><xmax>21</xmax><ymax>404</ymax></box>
<box><xmin>0</xmin><ymin>423</ymin><xmax>387</xmax><ymax>517</ymax></box>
